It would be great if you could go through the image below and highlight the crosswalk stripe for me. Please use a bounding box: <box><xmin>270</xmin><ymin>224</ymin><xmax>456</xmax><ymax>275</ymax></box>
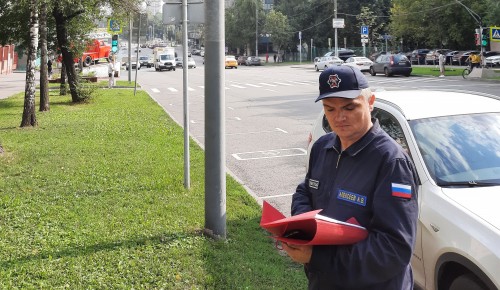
<box><xmin>245</xmin><ymin>83</ymin><xmax>262</xmax><ymax>87</ymax></box>
<box><xmin>231</xmin><ymin>84</ymin><xmax>246</xmax><ymax>88</ymax></box>
<box><xmin>168</xmin><ymin>88</ymin><xmax>178</xmax><ymax>92</ymax></box>
<box><xmin>259</xmin><ymin>82</ymin><xmax>277</xmax><ymax>87</ymax></box>
<box><xmin>273</xmin><ymin>82</ymin><xmax>293</xmax><ymax>86</ymax></box>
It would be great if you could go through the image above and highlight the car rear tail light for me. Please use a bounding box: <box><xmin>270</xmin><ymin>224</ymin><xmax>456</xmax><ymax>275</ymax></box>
<box><xmin>390</xmin><ymin>57</ymin><xmax>395</xmax><ymax>65</ymax></box>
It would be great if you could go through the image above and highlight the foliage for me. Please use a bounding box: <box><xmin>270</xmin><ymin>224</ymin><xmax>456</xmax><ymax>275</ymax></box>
<box><xmin>263</xmin><ymin>10</ymin><xmax>292</xmax><ymax>52</ymax></box>
<box><xmin>225</xmin><ymin>0</ymin><xmax>264</xmax><ymax>55</ymax></box>
<box><xmin>0</xmin><ymin>90</ymin><xmax>307</xmax><ymax>289</ymax></box>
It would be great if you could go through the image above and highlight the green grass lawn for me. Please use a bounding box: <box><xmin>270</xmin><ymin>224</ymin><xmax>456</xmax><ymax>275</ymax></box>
<box><xmin>0</xmin><ymin>88</ymin><xmax>306</xmax><ymax>289</ymax></box>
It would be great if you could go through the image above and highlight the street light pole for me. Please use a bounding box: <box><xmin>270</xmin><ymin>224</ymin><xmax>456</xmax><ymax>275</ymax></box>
<box><xmin>334</xmin><ymin>0</ymin><xmax>338</xmax><ymax>57</ymax></box>
<box><xmin>255</xmin><ymin>3</ymin><xmax>258</xmax><ymax>57</ymax></box>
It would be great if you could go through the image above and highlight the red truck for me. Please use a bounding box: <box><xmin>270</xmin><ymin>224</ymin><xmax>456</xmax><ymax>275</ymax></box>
<box><xmin>75</xmin><ymin>39</ymin><xmax>112</xmax><ymax>67</ymax></box>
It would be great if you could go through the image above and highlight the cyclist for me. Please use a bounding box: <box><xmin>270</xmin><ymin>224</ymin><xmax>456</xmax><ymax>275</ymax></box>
<box><xmin>466</xmin><ymin>52</ymin><xmax>481</xmax><ymax>70</ymax></box>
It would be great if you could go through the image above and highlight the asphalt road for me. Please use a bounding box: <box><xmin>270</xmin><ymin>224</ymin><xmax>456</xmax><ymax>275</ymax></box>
<box><xmin>124</xmin><ymin>57</ymin><xmax>500</xmax><ymax>216</ymax></box>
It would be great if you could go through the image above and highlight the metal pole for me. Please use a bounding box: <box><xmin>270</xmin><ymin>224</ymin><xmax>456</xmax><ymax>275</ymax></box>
<box><xmin>311</xmin><ymin>38</ymin><xmax>313</xmax><ymax>62</ymax></box>
<box><xmin>205</xmin><ymin>0</ymin><xmax>226</xmax><ymax>239</ymax></box>
<box><xmin>134</xmin><ymin>13</ymin><xmax>141</xmax><ymax>95</ymax></box>
<box><xmin>128</xmin><ymin>15</ymin><xmax>132</xmax><ymax>82</ymax></box>
<box><xmin>299</xmin><ymin>32</ymin><xmax>302</xmax><ymax>64</ymax></box>
<box><xmin>255</xmin><ymin>3</ymin><xmax>258</xmax><ymax>57</ymax></box>
<box><xmin>334</xmin><ymin>0</ymin><xmax>338</xmax><ymax>57</ymax></box>
<box><xmin>182</xmin><ymin>0</ymin><xmax>190</xmax><ymax>189</ymax></box>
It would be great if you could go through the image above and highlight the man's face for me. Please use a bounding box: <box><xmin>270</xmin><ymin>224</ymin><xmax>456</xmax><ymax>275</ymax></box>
<box><xmin>322</xmin><ymin>94</ymin><xmax>375</xmax><ymax>149</ymax></box>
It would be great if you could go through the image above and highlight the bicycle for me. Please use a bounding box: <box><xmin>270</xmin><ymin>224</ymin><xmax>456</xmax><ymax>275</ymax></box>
<box><xmin>462</xmin><ymin>64</ymin><xmax>471</xmax><ymax>79</ymax></box>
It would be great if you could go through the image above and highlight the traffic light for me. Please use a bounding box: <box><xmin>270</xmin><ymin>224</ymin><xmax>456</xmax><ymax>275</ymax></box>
<box><xmin>111</xmin><ymin>34</ymin><xmax>118</xmax><ymax>53</ymax></box>
<box><xmin>481</xmin><ymin>28</ymin><xmax>489</xmax><ymax>46</ymax></box>
<box><xmin>475</xmin><ymin>33</ymin><xmax>480</xmax><ymax>46</ymax></box>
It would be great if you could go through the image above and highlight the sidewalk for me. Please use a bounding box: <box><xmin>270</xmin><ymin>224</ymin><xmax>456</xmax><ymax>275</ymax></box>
<box><xmin>0</xmin><ymin>71</ymin><xmax>30</xmax><ymax>100</ymax></box>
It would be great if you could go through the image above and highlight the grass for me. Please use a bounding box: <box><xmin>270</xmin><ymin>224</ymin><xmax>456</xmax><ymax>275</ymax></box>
<box><xmin>0</xmin><ymin>88</ymin><xmax>307</xmax><ymax>289</ymax></box>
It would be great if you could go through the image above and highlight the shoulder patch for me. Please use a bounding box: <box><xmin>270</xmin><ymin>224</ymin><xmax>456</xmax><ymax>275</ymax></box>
<box><xmin>391</xmin><ymin>183</ymin><xmax>412</xmax><ymax>199</ymax></box>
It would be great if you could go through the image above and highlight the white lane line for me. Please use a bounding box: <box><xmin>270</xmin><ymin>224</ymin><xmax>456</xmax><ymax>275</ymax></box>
<box><xmin>232</xmin><ymin>148</ymin><xmax>307</xmax><ymax>161</ymax></box>
<box><xmin>188</xmin><ymin>87</ymin><xmax>195</xmax><ymax>91</ymax></box>
<box><xmin>288</xmin><ymin>81</ymin><xmax>312</xmax><ymax>85</ymax></box>
<box><xmin>231</xmin><ymin>84</ymin><xmax>246</xmax><ymax>89</ymax></box>
<box><xmin>265</xmin><ymin>89</ymin><xmax>277</xmax><ymax>92</ymax></box>
<box><xmin>234</xmin><ymin>117</ymin><xmax>241</xmax><ymax>121</ymax></box>
<box><xmin>245</xmin><ymin>83</ymin><xmax>262</xmax><ymax>88</ymax></box>
<box><xmin>276</xmin><ymin>128</ymin><xmax>288</xmax><ymax>133</ymax></box>
<box><xmin>273</xmin><ymin>82</ymin><xmax>293</xmax><ymax>86</ymax></box>
<box><xmin>151</xmin><ymin>88</ymin><xmax>160</xmax><ymax>93</ymax></box>
<box><xmin>259</xmin><ymin>82</ymin><xmax>277</xmax><ymax>87</ymax></box>
<box><xmin>190</xmin><ymin>120</ymin><xmax>196</xmax><ymax>124</ymax></box>
<box><xmin>199</xmin><ymin>85</ymin><xmax>205</xmax><ymax>89</ymax></box>
<box><xmin>168</xmin><ymin>88</ymin><xmax>178</xmax><ymax>92</ymax></box>
<box><xmin>228</xmin><ymin>107</ymin><xmax>235</xmax><ymax>110</ymax></box>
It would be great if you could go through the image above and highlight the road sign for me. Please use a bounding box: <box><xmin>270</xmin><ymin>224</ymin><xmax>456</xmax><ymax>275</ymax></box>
<box><xmin>332</xmin><ymin>18</ymin><xmax>345</xmax><ymax>29</ymax></box>
<box><xmin>492</xmin><ymin>27</ymin><xmax>500</xmax><ymax>42</ymax></box>
<box><xmin>107</xmin><ymin>19</ymin><xmax>122</xmax><ymax>34</ymax></box>
<box><xmin>361</xmin><ymin>38</ymin><xmax>368</xmax><ymax>44</ymax></box>
<box><xmin>361</xmin><ymin>26</ymin><xmax>369</xmax><ymax>35</ymax></box>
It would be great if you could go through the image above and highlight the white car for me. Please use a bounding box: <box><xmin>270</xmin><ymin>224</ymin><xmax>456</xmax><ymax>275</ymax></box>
<box><xmin>314</xmin><ymin>56</ymin><xmax>343</xmax><ymax>71</ymax></box>
<box><xmin>307</xmin><ymin>90</ymin><xmax>500</xmax><ymax>290</ymax></box>
<box><xmin>485</xmin><ymin>55</ymin><xmax>500</xmax><ymax>67</ymax></box>
<box><xmin>342</xmin><ymin>56</ymin><xmax>373</xmax><ymax>72</ymax></box>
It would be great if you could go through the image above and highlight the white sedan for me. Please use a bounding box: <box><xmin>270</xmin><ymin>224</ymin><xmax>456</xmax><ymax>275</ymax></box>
<box><xmin>307</xmin><ymin>90</ymin><xmax>500</xmax><ymax>290</ymax></box>
<box><xmin>342</xmin><ymin>56</ymin><xmax>373</xmax><ymax>72</ymax></box>
<box><xmin>314</xmin><ymin>56</ymin><xmax>343</xmax><ymax>71</ymax></box>
<box><xmin>485</xmin><ymin>55</ymin><xmax>500</xmax><ymax>67</ymax></box>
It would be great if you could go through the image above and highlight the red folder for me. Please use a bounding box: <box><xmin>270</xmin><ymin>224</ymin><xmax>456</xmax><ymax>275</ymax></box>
<box><xmin>260</xmin><ymin>201</ymin><xmax>368</xmax><ymax>245</ymax></box>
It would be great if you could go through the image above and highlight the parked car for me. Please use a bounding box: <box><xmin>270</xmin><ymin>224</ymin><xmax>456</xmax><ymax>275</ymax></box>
<box><xmin>342</xmin><ymin>56</ymin><xmax>373</xmax><ymax>72</ymax></box>
<box><xmin>125</xmin><ymin>61</ymin><xmax>139</xmax><ymax>70</ymax></box>
<box><xmin>245</xmin><ymin>56</ymin><xmax>262</xmax><ymax>66</ymax></box>
<box><xmin>138</xmin><ymin>55</ymin><xmax>149</xmax><ymax>68</ymax></box>
<box><xmin>483</xmin><ymin>51</ymin><xmax>500</xmax><ymax>59</ymax></box>
<box><xmin>323</xmin><ymin>48</ymin><xmax>356</xmax><ymax>61</ymax></box>
<box><xmin>410</xmin><ymin>49</ymin><xmax>430</xmax><ymax>64</ymax></box>
<box><xmin>307</xmin><ymin>90</ymin><xmax>500</xmax><ymax>290</ymax></box>
<box><xmin>445</xmin><ymin>50</ymin><xmax>460</xmax><ymax>65</ymax></box>
<box><xmin>369</xmin><ymin>51</ymin><xmax>387</xmax><ymax>61</ymax></box>
<box><xmin>425</xmin><ymin>49</ymin><xmax>452</xmax><ymax>65</ymax></box>
<box><xmin>224</xmin><ymin>55</ymin><xmax>238</xmax><ymax>69</ymax></box>
<box><xmin>485</xmin><ymin>54</ymin><xmax>500</xmax><ymax>67</ymax></box>
<box><xmin>314</xmin><ymin>56</ymin><xmax>343</xmax><ymax>71</ymax></box>
<box><xmin>369</xmin><ymin>54</ymin><xmax>411</xmax><ymax>77</ymax></box>
<box><xmin>237</xmin><ymin>56</ymin><xmax>248</xmax><ymax>65</ymax></box>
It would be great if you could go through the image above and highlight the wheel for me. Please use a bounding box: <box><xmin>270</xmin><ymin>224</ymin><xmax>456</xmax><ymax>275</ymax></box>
<box><xmin>83</xmin><ymin>56</ymin><xmax>92</xmax><ymax>67</ymax></box>
<box><xmin>449</xmin><ymin>273</ymin><xmax>487</xmax><ymax>290</ymax></box>
<box><xmin>370</xmin><ymin>67</ymin><xmax>376</xmax><ymax>76</ymax></box>
<box><xmin>324</xmin><ymin>65</ymin><xmax>328</xmax><ymax>70</ymax></box>
<box><xmin>235</xmin><ymin>66</ymin><xmax>237</xmax><ymax>69</ymax></box>
<box><xmin>173</xmin><ymin>68</ymin><xmax>176</xmax><ymax>71</ymax></box>
<box><xmin>462</xmin><ymin>68</ymin><xmax>470</xmax><ymax>79</ymax></box>
<box><xmin>315</xmin><ymin>65</ymin><xmax>319</xmax><ymax>72</ymax></box>
<box><xmin>384</xmin><ymin>68</ymin><xmax>390</xmax><ymax>77</ymax></box>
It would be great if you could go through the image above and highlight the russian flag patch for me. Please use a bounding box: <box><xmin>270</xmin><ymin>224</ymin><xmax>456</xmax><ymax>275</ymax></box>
<box><xmin>391</xmin><ymin>183</ymin><xmax>412</xmax><ymax>199</ymax></box>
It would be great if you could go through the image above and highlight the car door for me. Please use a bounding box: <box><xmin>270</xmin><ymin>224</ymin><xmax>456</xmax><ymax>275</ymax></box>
<box><xmin>372</xmin><ymin>105</ymin><xmax>425</xmax><ymax>288</ymax></box>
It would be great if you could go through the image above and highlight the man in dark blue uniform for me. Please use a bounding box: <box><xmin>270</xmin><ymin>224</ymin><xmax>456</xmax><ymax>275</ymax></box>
<box><xmin>282</xmin><ymin>66</ymin><xmax>418</xmax><ymax>290</ymax></box>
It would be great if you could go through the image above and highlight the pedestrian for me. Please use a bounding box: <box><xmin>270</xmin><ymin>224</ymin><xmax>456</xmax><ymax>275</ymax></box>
<box><xmin>273</xmin><ymin>53</ymin><xmax>277</xmax><ymax>63</ymax></box>
<box><xmin>47</xmin><ymin>58</ymin><xmax>53</xmax><ymax>78</ymax></box>
<box><xmin>282</xmin><ymin>66</ymin><xmax>418</xmax><ymax>290</ymax></box>
<box><xmin>438</xmin><ymin>51</ymin><xmax>445</xmax><ymax>77</ymax></box>
<box><xmin>108</xmin><ymin>57</ymin><xmax>115</xmax><ymax>89</ymax></box>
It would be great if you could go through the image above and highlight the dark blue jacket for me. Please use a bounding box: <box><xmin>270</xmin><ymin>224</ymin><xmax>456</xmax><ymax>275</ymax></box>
<box><xmin>292</xmin><ymin>119</ymin><xmax>418</xmax><ymax>290</ymax></box>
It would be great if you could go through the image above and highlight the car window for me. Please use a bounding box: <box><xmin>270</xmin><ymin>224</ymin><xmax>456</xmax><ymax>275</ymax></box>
<box><xmin>320</xmin><ymin>108</ymin><xmax>410</xmax><ymax>156</ymax></box>
<box><xmin>394</xmin><ymin>55</ymin><xmax>409</xmax><ymax>62</ymax></box>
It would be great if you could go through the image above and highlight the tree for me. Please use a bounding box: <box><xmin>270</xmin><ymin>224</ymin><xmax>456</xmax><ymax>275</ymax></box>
<box><xmin>225</xmin><ymin>0</ymin><xmax>263</xmax><ymax>55</ymax></box>
<box><xmin>39</xmin><ymin>0</ymin><xmax>50</xmax><ymax>111</ymax></box>
<box><xmin>21</xmin><ymin>0</ymin><xmax>39</xmax><ymax>127</ymax></box>
<box><xmin>263</xmin><ymin>10</ymin><xmax>292</xmax><ymax>53</ymax></box>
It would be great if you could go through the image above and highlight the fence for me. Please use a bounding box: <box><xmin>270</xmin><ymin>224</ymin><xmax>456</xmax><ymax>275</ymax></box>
<box><xmin>0</xmin><ymin>45</ymin><xmax>18</xmax><ymax>75</ymax></box>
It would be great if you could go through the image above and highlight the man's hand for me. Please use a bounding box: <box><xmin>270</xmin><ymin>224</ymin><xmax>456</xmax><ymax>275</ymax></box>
<box><xmin>282</xmin><ymin>243</ymin><xmax>313</xmax><ymax>264</ymax></box>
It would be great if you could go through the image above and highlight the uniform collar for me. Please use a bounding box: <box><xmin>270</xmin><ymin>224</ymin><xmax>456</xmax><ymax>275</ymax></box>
<box><xmin>325</xmin><ymin>118</ymin><xmax>381</xmax><ymax>155</ymax></box>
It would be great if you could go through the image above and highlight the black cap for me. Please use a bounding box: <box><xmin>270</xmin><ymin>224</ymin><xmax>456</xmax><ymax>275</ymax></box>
<box><xmin>316</xmin><ymin>66</ymin><xmax>369</xmax><ymax>102</ymax></box>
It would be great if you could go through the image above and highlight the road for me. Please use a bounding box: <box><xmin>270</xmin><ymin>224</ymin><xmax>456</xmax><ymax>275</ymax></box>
<box><xmin>122</xmin><ymin>52</ymin><xmax>500</xmax><ymax>215</ymax></box>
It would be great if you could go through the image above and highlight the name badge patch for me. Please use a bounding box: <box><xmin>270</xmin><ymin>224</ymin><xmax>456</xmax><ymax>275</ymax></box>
<box><xmin>337</xmin><ymin>189</ymin><xmax>367</xmax><ymax>206</ymax></box>
<box><xmin>309</xmin><ymin>179</ymin><xmax>319</xmax><ymax>189</ymax></box>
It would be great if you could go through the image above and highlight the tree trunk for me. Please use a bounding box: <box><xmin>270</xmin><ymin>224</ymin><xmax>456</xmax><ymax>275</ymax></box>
<box><xmin>21</xmin><ymin>0</ymin><xmax>39</xmax><ymax>128</ymax></box>
<box><xmin>39</xmin><ymin>0</ymin><xmax>49</xmax><ymax>111</ymax></box>
<box><xmin>52</xmin><ymin>2</ymin><xmax>83</xmax><ymax>103</ymax></box>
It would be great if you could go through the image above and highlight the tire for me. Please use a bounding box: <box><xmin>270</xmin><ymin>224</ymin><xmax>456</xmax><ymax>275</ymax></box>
<box><xmin>315</xmin><ymin>65</ymin><xmax>319</xmax><ymax>72</ymax></box>
<box><xmin>83</xmin><ymin>56</ymin><xmax>92</xmax><ymax>67</ymax></box>
<box><xmin>370</xmin><ymin>67</ymin><xmax>376</xmax><ymax>76</ymax></box>
<box><xmin>449</xmin><ymin>273</ymin><xmax>487</xmax><ymax>290</ymax></box>
<box><xmin>462</xmin><ymin>68</ymin><xmax>470</xmax><ymax>79</ymax></box>
<box><xmin>173</xmin><ymin>68</ymin><xmax>176</xmax><ymax>71</ymax></box>
<box><xmin>384</xmin><ymin>68</ymin><xmax>390</xmax><ymax>77</ymax></box>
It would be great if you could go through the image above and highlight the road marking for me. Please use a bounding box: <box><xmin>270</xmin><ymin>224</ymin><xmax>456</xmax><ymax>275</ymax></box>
<box><xmin>276</xmin><ymin>128</ymin><xmax>288</xmax><ymax>133</ymax></box>
<box><xmin>199</xmin><ymin>86</ymin><xmax>205</xmax><ymax>89</ymax></box>
<box><xmin>231</xmin><ymin>84</ymin><xmax>246</xmax><ymax>89</ymax></box>
<box><xmin>168</xmin><ymin>88</ymin><xmax>178</xmax><ymax>92</ymax></box>
<box><xmin>234</xmin><ymin>117</ymin><xmax>241</xmax><ymax>120</ymax></box>
<box><xmin>190</xmin><ymin>120</ymin><xmax>196</xmax><ymax>123</ymax></box>
<box><xmin>232</xmin><ymin>148</ymin><xmax>307</xmax><ymax>161</ymax></box>
<box><xmin>259</xmin><ymin>82</ymin><xmax>277</xmax><ymax>87</ymax></box>
<box><xmin>151</xmin><ymin>88</ymin><xmax>160</xmax><ymax>93</ymax></box>
<box><xmin>273</xmin><ymin>82</ymin><xmax>293</xmax><ymax>86</ymax></box>
<box><xmin>245</xmin><ymin>83</ymin><xmax>262</xmax><ymax>87</ymax></box>
<box><xmin>188</xmin><ymin>87</ymin><xmax>195</xmax><ymax>91</ymax></box>
<box><xmin>228</xmin><ymin>107</ymin><xmax>234</xmax><ymax>110</ymax></box>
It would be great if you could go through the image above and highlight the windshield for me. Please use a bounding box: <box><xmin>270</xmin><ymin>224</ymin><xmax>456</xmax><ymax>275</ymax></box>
<box><xmin>410</xmin><ymin>113</ymin><xmax>500</xmax><ymax>186</ymax></box>
<box><xmin>160</xmin><ymin>55</ymin><xmax>173</xmax><ymax>60</ymax></box>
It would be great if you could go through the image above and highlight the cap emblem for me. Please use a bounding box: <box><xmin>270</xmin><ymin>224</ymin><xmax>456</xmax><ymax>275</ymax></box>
<box><xmin>328</xmin><ymin>74</ymin><xmax>341</xmax><ymax>89</ymax></box>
